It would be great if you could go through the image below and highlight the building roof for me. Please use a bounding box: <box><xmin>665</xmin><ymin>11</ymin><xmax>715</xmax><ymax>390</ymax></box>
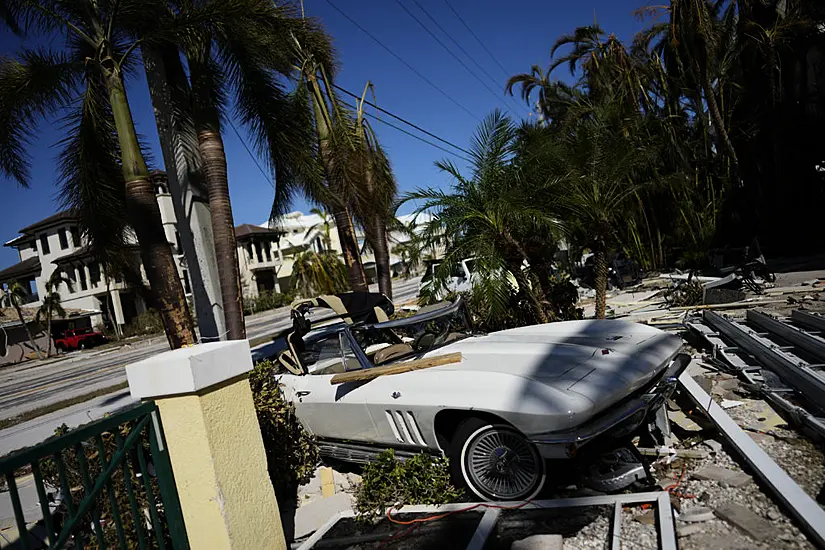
<box><xmin>18</xmin><ymin>210</ymin><xmax>77</xmax><ymax>235</ymax></box>
<box><xmin>235</xmin><ymin>224</ymin><xmax>282</xmax><ymax>240</ymax></box>
<box><xmin>0</xmin><ymin>257</ymin><xmax>41</xmax><ymax>282</ymax></box>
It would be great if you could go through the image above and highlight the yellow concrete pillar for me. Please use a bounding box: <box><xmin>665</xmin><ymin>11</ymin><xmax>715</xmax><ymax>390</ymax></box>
<box><xmin>126</xmin><ymin>341</ymin><xmax>285</xmax><ymax>550</ymax></box>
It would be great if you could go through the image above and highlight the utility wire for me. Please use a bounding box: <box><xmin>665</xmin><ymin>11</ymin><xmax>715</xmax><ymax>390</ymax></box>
<box><xmin>392</xmin><ymin>0</ymin><xmax>513</xmax><ymax>113</ymax></box>
<box><xmin>323</xmin><ymin>0</ymin><xmax>479</xmax><ymax>122</ymax></box>
<box><xmin>227</xmin><ymin>119</ymin><xmax>276</xmax><ymax>190</ymax></box>
<box><xmin>441</xmin><ymin>0</ymin><xmax>512</xmax><ymax>80</ymax></box>
<box><xmin>342</xmin><ymin>99</ymin><xmax>471</xmax><ymax>162</ymax></box>
<box><xmin>333</xmin><ymin>84</ymin><xmax>472</xmax><ymax>157</ymax></box>
<box><xmin>409</xmin><ymin>0</ymin><xmax>530</xmax><ymax>116</ymax></box>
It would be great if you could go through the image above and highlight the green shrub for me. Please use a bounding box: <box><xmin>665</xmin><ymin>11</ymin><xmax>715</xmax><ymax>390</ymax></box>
<box><xmin>249</xmin><ymin>359</ymin><xmax>319</xmax><ymax>502</ymax></box>
<box><xmin>354</xmin><ymin>449</ymin><xmax>462</xmax><ymax>522</ymax></box>
<box><xmin>243</xmin><ymin>290</ymin><xmax>296</xmax><ymax>315</ymax></box>
<box><xmin>121</xmin><ymin>309</ymin><xmax>164</xmax><ymax>338</ymax></box>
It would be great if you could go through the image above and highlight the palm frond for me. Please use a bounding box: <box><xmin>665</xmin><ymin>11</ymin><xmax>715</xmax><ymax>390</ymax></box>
<box><xmin>0</xmin><ymin>48</ymin><xmax>82</xmax><ymax>185</ymax></box>
<box><xmin>57</xmin><ymin>73</ymin><xmax>130</xmax><ymax>266</ymax></box>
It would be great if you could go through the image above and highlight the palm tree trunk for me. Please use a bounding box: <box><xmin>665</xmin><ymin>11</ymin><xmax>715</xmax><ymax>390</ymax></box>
<box><xmin>702</xmin><ymin>71</ymin><xmax>739</xmax><ymax>174</ymax></box>
<box><xmin>197</xmin><ymin>127</ymin><xmax>247</xmax><ymax>340</ymax></box>
<box><xmin>46</xmin><ymin>310</ymin><xmax>52</xmax><ymax>357</ymax></box>
<box><xmin>372</xmin><ymin>216</ymin><xmax>393</xmax><ymax>299</ymax></box>
<box><xmin>142</xmin><ymin>43</ymin><xmax>225</xmax><ymax>341</ymax></box>
<box><xmin>103</xmin><ymin>66</ymin><xmax>196</xmax><ymax>348</ymax></box>
<box><xmin>14</xmin><ymin>304</ymin><xmax>42</xmax><ymax>360</ymax></box>
<box><xmin>331</xmin><ymin>206</ymin><xmax>369</xmax><ymax>292</ymax></box>
<box><xmin>594</xmin><ymin>248</ymin><xmax>608</xmax><ymax>319</ymax></box>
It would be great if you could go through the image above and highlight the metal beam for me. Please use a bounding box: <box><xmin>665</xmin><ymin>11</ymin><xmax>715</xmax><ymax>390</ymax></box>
<box><xmin>793</xmin><ymin>309</ymin><xmax>825</xmax><ymax>334</ymax></box>
<box><xmin>688</xmin><ymin>320</ymin><xmax>825</xmax><ymax>442</ymax></box>
<box><xmin>703</xmin><ymin>310</ymin><xmax>825</xmax><ymax>405</ymax></box>
<box><xmin>679</xmin><ymin>373</ymin><xmax>825</xmax><ymax>548</ymax></box>
<box><xmin>747</xmin><ymin>309</ymin><xmax>825</xmax><ymax>362</ymax></box>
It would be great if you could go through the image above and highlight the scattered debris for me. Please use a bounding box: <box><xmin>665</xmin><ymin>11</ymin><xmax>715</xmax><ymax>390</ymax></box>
<box><xmin>692</xmin><ymin>466</ymin><xmax>752</xmax><ymax>488</ymax></box>
<box><xmin>677</xmin><ymin>506</ymin><xmax>716</xmax><ymax>523</ymax></box>
<box><xmin>721</xmin><ymin>399</ymin><xmax>744</xmax><ymax>410</ymax></box>
<box><xmin>714</xmin><ymin>502</ymin><xmax>774</xmax><ymax>541</ymax></box>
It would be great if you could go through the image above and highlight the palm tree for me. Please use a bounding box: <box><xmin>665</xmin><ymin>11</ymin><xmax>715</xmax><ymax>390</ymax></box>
<box><xmin>0</xmin><ymin>0</ymin><xmax>196</xmax><ymax>348</ymax></box>
<box><xmin>139</xmin><ymin>0</ymin><xmax>333</xmax><ymax>340</ymax></box>
<box><xmin>352</xmin><ymin>82</ymin><xmax>397</xmax><ymax>299</ymax></box>
<box><xmin>404</xmin><ymin>111</ymin><xmax>561</xmax><ymax>324</ymax></box>
<box><xmin>291</xmin><ymin>250</ymin><xmax>348</xmax><ymax>298</ymax></box>
<box><xmin>531</xmin><ymin>101</ymin><xmax>656</xmax><ymax>318</ymax></box>
<box><xmin>292</xmin><ymin>40</ymin><xmax>369</xmax><ymax>293</ymax></box>
<box><xmin>307</xmin><ymin>207</ymin><xmax>333</xmax><ymax>250</ymax></box>
<box><xmin>36</xmin><ymin>271</ymin><xmax>69</xmax><ymax>357</ymax></box>
<box><xmin>5</xmin><ymin>281</ymin><xmax>43</xmax><ymax>360</ymax></box>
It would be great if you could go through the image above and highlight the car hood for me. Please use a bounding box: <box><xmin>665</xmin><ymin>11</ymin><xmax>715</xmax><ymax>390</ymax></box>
<box><xmin>431</xmin><ymin>320</ymin><xmax>682</xmax><ymax>413</ymax></box>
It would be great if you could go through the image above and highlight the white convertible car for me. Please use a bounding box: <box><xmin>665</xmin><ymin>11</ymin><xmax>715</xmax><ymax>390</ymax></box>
<box><xmin>265</xmin><ymin>293</ymin><xmax>688</xmax><ymax>501</ymax></box>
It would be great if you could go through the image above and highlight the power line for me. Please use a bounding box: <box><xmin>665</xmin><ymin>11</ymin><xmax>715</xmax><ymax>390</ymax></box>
<box><xmin>441</xmin><ymin>0</ymin><xmax>511</xmax><ymax>80</ymax></box>
<box><xmin>392</xmin><ymin>0</ymin><xmax>513</xmax><ymax>113</ymax></box>
<box><xmin>409</xmin><ymin>0</ymin><xmax>529</xmax><ymax>115</ymax></box>
<box><xmin>333</xmin><ymin>84</ymin><xmax>472</xmax><ymax>157</ymax></box>
<box><xmin>227</xmin><ymin>119</ymin><xmax>275</xmax><ymax>190</ymax></box>
<box><xmin>342</xmin><ymin>99</ymin><xmax>471</xmax><ymax>162</ymax></box>
<box><xmin>323</xmin><ymin>0</ymin><xmax>479</xmax><ymax>122</ymax></box>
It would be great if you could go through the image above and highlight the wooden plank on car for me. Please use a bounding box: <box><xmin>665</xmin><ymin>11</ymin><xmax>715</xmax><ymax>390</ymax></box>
<box><xmin>330</xmin><ymin>352</ymin><xmax>462</xmax><ymax>385</ymax></box>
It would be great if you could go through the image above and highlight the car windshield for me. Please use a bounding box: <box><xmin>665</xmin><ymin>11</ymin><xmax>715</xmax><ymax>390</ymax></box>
<box><xmin>350</xmin><ymin>299</ymin><xmax>473</xmax><ymax>364</ymax></box>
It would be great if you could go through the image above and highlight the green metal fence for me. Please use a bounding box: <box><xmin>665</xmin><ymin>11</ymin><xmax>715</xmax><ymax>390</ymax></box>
<box><xmin>1</xmin><ymin>401</ymin><xmax>188</xmax><ymax>549</ymax></box>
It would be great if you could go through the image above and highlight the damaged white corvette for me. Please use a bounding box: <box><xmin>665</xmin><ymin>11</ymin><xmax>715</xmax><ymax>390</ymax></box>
<box><xmin>264</xmin><ymin>293</ymin><xmax>688</xmax><ymax>502</ymax></box>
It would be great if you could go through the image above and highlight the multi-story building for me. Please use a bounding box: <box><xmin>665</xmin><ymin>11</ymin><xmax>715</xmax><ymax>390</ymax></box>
<box><xmin>0</xmin><ymin>173</ymin><xmax>192</xmax><ymax>330</ymax></box>
<box><xmin>235</xmin><ymin>210</ymin><xmax>435</xmax><ymax>298</ymax></box>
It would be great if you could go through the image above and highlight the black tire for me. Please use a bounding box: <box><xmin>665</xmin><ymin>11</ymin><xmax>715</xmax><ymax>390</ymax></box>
<box><xmin>450</xmin><ymin>418</ymin><xmax>546</xmax><ymax>502</ymax></box>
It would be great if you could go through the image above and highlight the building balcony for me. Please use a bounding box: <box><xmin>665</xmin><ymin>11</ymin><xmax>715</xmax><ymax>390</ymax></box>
<box><xmin>247</xmin><ymin>257</ymin><xmax>283</xmax><ymax>271</ymax></box>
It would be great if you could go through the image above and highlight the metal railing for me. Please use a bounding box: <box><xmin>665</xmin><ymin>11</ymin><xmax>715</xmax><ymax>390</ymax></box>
<box><xmin>1</xmin><ymin>402</ymin><xmax>188</xmax><ymax>549</ymax></box>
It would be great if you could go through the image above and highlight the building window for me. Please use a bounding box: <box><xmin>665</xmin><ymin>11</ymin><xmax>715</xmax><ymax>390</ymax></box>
<box><xmin>70</xmin><ymin>226</ymin><xmax>81</xmax><ymax>248</ymax></box>
<box><xmin>79</xmin><ymin>268</ymin><xmax>88</xmax><ymax>291</ymax></box>
<box><xmin>254</xmin><ymin>242</ymin><xmax>263</xmax><ymax>263</ymax></box>
<box><xmin>89</xmin><ymin>263</ymin><xmax>101</xmax><ymax>286</ymax></box>
<box><xmin>264</xmin><ymin>241</ymin><xmax>272</xmax><ymax>262</ymax></box>
<box><xmin>58</xmin><ymin>229</ymin><xmax>69</xmax><ymax>250</ymax></box>
<box><xmin>182</xmin><ymin>269</ymin><xmax>191</xmax><ymax>294</ymax></box>
<box><xmin>39</xmin><ymin>234</ymin><xmax>50</xmax><ymax>255</ymax></box>
<box><xmin>66</xmin><ymin>269</ymin><xmax>76</xmax><ymax>294</ymax></box>
<box><xmin>175</xmin><ymin>231</ymin><xmax>182</xmax><ymax>253</ymax></box>
<box><xmin>246</xmin><ymin>243</ymin><xmax>255</xmax><ymax>263</ymax></box>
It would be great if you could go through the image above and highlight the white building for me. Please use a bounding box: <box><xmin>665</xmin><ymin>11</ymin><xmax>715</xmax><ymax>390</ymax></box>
<box><xmin>0</xmin><ymin>173</ymin><xmax>191</xmax><ymax>330</ymax></box>
<box><xmin>236</xmin><ymin>210</ymin><xmax>436</xmax><ymax>298</ymax></box>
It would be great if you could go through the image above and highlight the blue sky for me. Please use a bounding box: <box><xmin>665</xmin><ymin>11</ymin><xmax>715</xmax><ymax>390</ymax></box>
<box><xmin>0</xmin><ymin>0</ymin><xmax>649</xmax><ymax>267</ymax></box>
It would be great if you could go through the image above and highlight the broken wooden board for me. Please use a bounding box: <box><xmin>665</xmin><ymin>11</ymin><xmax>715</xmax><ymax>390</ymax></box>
<box><xmin>330</xmin><ymin>352</ymin><xmax>462</xmax><ymax>385</ymax></box>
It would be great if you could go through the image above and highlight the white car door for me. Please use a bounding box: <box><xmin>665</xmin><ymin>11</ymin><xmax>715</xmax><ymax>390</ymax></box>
<box><xmin>279</xmin><ymin>331</ymin><xmax>378</xmax><ymax>442</ymax></box>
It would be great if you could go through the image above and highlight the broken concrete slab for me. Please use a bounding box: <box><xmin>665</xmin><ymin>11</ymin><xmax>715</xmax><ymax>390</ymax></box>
<box><xmin>293</xmin><ymin>492</ymin><xmax>354</xmax><ymax>540</ymax></box>
<box><xmin>692</xmin><ymin>466</ymin><xmax>752</xmax><ymax>488</ymax></box>
<box><xmin>715</xmin><ymin>502</ymin><xmax>773</xmax><ymax>541</ymax></box>
<box><xmin>511</xmin><ymin>534</ymin><xmax>563</xmax><ymax>550</ymax></box>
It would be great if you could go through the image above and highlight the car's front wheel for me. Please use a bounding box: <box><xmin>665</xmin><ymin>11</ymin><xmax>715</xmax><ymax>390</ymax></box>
<box><xmin>452</xmin><ymin>418</ymin><xmax>545</xmax><ymax>502</ymax></box>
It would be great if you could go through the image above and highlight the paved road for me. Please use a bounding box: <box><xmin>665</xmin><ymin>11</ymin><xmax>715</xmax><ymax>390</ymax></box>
<box><xmin>0</xmin><ymin>277</ymin><xmax>421</xmax><ymax>423</ymax></box>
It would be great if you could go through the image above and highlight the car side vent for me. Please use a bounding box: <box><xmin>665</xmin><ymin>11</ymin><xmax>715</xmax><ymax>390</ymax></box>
<box><xmin>384</xmin><ymin>410</ymin><xmax>426</xmax><ymax>446</ymax></box>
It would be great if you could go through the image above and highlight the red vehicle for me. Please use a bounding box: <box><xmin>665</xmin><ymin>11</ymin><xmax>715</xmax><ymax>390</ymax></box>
<box><xmin>54</xmin><ymin>327</ymin><xmax>108</xmax><ymax>352</ymax></box>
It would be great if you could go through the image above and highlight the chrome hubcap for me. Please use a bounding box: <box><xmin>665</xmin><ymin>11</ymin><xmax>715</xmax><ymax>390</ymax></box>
<box><xmin>466</xmin><ymin>429</ymin><xmax>540</xmax><ymax>499</ymax></box>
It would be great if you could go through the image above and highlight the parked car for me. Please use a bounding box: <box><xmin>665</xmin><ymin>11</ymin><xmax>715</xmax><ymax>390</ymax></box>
<box><xmin>54</xmin><ymin>327</ymin><xmax>108</xmax><ymax>352</ymax></box>
<box><xmin>266</xmin><ymin>293</ymin><xmax>688</xmax><ymax>501</ymax></box>
<box><xmin>418</xmin><ymin>258</ymin><xmax>477</xmax><ymax>298</ymax></box>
